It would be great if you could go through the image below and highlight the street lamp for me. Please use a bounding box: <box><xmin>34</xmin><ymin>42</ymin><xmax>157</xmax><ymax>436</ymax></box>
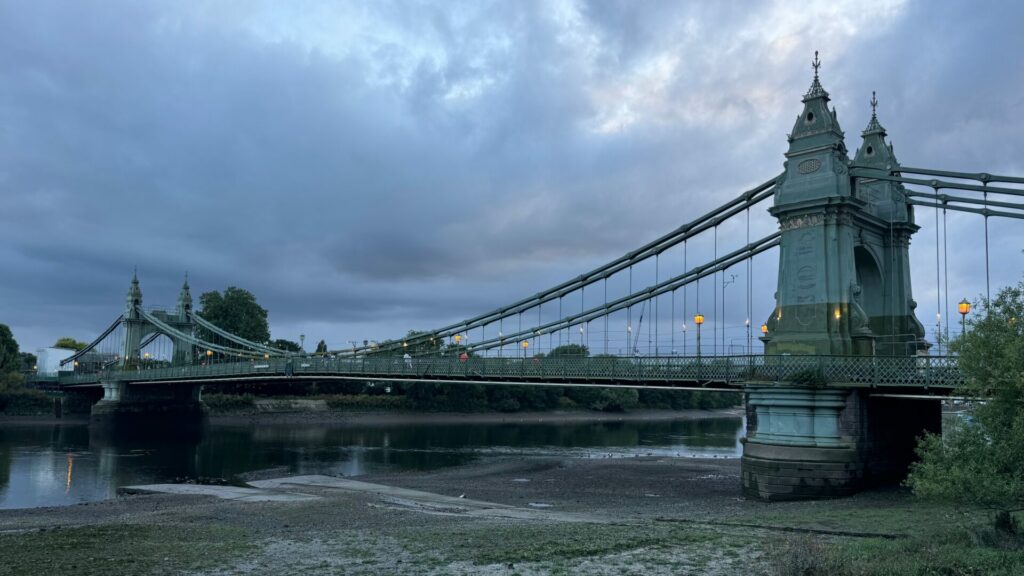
<box><xmin>745</xmin><ymin>318</ymin><xmax>751</xmax><ymax>356</ymax></box>
<box><xmin>206</xmin><ymin>349</ymin><xmax>213</xmax><ymax>365</ymax></box>
<box><xmin>579</xmin><ymin>325</ymin><xmax>585</xmax><ymax>351</ymax></box>
<box><xmin>959</xmin><ymin>299</ymin><xmax>971</xmax><ymax>338</ymax></box>
<box><xmin>694</xmin><ymin>313</ymin><xmax>704</xmax><ymax>357</ymax></box>
<box><xmin>761</xmin><ymin>323</ymin><xmax>769</xmax><ymax>336</ymax></box>
<box><xmin>626</xmin><ymin>324</ymin><xmax>632</xmax><ymax>356</ymax></box>
<box><xmin>521</xmin><ymin>340</ymin><xmax>529</xmax><ymax>358</ymax></box>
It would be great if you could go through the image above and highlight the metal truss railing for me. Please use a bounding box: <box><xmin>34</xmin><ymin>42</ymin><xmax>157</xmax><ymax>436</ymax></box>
<box><xmin>59</xmin><ymin>354</ymin><xmax>964</xmax><ymax>390</ymax></box>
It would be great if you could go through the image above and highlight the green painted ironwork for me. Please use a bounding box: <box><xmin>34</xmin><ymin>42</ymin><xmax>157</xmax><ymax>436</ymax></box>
<box><xmin>59</xmin><ymin>354</ymin><xmax>964</xmax><ymax>390</ymax></box>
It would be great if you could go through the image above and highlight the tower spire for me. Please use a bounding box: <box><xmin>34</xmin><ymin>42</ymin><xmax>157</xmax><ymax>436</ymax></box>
<box><xmin>804</xmin><ymin>50</ymin><xmax>828</xmax><ymax>101</ymax></box>
<box><xmin>177</xmin><ymin>272</ymin><xmax>193</xmax><ymax>315</ymax></box>
<box><xmin>125</xmin><ymin>269</ymin><xmax>143</xmax><ymax>316</ymax></box>
<box><xmin>863</xmin><ymin>90</ymin><xmax>885</xmax><ymax>134</ymax></box>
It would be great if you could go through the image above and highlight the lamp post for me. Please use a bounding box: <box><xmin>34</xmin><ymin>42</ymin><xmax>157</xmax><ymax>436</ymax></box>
<box><xmin>626</xmin><ymin>324</ymin><xmax>632</xmax><ymax>356</ymax></box>
<box><xmin>745</xmin><ymin>318</ymin><xmax>751</xmax><ymax>356</ymax></box>
<box><xmin>579</xmin><ymin>325</ymin><xmax>585</xmax><ymax>352</ymax></box>
<box><xmin>521</xmin><ymin>340</ymin><xmax>529</xmax><ymax>359</ymax></box>
<box><xmin>694</xmin><ymin>313</ymin><xmax>704</xmax><ymax>358</ymax></box>
<box><xmin>206</xmin><ymin>349</ymin><xmax>213</xmax><ymax>366</ymax></box>
<box><xmin>958</xmin><ymin>299</ymin><xmax>971</xmax><ymax>339</ymax></box>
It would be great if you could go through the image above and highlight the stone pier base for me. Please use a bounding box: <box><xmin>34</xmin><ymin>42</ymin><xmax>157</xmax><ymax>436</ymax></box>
<box><xmin>90</xmin><ymin>381</ymin><xmax>207</xmax><ymax>438</ymax></box>
<box><xmin>741</xmin><ymin>385</ymin><xmax>940</xmax><ymax>501</ymax></box>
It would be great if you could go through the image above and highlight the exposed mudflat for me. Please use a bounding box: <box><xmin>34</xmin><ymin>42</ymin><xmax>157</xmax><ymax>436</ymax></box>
<box><xmin>0</xmin><ymin>451</ymin><xmax>942</xmax><ymax>575</ymax></box>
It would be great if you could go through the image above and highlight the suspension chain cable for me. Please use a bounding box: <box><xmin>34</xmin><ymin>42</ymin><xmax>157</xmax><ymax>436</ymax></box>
<box><xmin>942</xmin><ymin>201</ymin><xmax>950</xmax><ymax>347</ymax></box>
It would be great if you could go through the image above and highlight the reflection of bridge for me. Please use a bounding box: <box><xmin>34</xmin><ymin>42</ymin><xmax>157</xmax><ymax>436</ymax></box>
<box><xmin>57</xmin><ymin>54</ymin><xmax>1023</xmax><ymax>501</ymax></box>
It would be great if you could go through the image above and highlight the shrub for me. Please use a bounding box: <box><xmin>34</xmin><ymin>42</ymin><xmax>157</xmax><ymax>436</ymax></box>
<box><xmin>322</xmin><ymin>394</ymin><xmax>411</xmax><ymax>411</ymax></box>
<box><xmin>0</xmin><ymin>387</ymin><xmax>52</xmax><ymax>415</ymax></box>
<box><xmin>202</xmin><ymin>393</ymin><xmax>256</xmax><ymax>413</ymax></box>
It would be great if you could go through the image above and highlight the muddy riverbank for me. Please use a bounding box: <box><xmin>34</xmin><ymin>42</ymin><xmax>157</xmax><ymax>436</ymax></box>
<box><xmin>2</xmin><ymin>449</ymin><xmax>1007</xmax><ymax>575</ymax></box>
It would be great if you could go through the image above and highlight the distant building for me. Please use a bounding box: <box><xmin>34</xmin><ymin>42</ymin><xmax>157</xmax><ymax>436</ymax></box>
<box><xmin>36</xmin><ymin>347</ymin><xmax>75</xmax><ymax>376</ymax></box>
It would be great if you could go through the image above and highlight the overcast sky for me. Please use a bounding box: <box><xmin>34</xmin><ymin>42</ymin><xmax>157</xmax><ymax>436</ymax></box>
<box><xmin>1</xmin><ymin>0</ymin><xmax>1022</xmax><ymax>355</ymax></box>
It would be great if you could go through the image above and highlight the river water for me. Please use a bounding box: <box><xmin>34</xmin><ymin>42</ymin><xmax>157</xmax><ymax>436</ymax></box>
<box><xmin>0</xmin><ymin>415</ymin><xmax>743</xmax><ymax>509</ymax></box>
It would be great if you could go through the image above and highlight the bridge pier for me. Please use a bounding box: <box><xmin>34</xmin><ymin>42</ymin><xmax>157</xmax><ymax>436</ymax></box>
<box><xmin>741</xmin><ymin>386</ymin><xmax>940</xmax><ymax>501</ymax></box>
<box><xmin>91</xmin><ymin>380</ymin><xmax>207</xmax><ymax>435</ymax></box>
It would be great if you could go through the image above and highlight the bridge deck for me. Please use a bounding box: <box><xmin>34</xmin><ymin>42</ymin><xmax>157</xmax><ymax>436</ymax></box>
<box><xmin>59</xmin><ymin>354</ymin><xmax>963</xmax><ymax>392</ymax></box>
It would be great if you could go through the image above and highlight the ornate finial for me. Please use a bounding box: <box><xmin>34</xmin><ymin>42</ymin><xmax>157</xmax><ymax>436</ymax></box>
<box><xmin>803</xmin><ymin>51</ymin><xmax>828</xmax><ymax>100</ymax></box>
<box><xmin>863</xmin><ymin>91</ymin><xmax>885</xmax><ymax>135</ymax></box>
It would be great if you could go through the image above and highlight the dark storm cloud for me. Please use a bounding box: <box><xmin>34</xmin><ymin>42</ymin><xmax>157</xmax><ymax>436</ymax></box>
<box><xmin>1</xmin><ymin>0</ymin><xmax>1021</xmax><ymax>351</ymax></box>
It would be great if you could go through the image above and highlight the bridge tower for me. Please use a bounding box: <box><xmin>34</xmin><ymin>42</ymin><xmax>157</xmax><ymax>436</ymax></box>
<box><xmin>172</xmin><ymin>276</ymin><xmax>195</xmax><ymax>365</ymax></box>
<box><xmin>93</xmin><ymin>274</ymin><xmax>204</xmax><ymax>432</ymax></box>
<box><xmin>759</xmin><ymin>55</ymin><xmax>927</xmax><ymax>356</ymax></box>
<box><xmin>742</xmin><ymin>54</ymin><xmax>938</xmax><ymax>501</ymax></box>
<box><xmin>120</xmin><ymin>271</ymin><xmax>145</xmax><ymax>367</ymax></box>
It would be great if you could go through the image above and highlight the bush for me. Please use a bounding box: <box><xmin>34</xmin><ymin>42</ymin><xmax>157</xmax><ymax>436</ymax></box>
<box><xmin>0</xmin><ymin>387</ymin><xmax>52</xmax><ymax>415</ymax></box>
<box><xmin>322</xmin><ymin>394</ymin><xmax>411</xmax><ymax>411</ymax></box>
<box><xmin>0</xmin><ymin>372</ymin><xmax>52</xmax><ymax>414</ymax></box>
<box><xmin>202</xmin><ymin>393</ymin><xmax>256</xmax><ymax>413</ymax></box>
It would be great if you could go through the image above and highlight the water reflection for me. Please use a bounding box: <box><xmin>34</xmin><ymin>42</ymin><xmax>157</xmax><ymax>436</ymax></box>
<box><xmin>0</xmin><ymin>416</ymin><xmax>743</xmax><ymax>509</ymax></box>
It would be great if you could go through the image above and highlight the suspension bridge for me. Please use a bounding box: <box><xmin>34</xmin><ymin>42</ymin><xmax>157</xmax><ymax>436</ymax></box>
<box><xmin>51</xmin><ymin>54</ymin><xmax>1023</xmax><ymax>500</ymax></box>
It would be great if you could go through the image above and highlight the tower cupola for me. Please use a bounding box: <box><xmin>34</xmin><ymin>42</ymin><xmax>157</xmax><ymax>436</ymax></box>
<box><xmin>176</xmin><ymin>273</ymin><xmax>193</xmax><ymax>316</ymax></box>
<box><xmin>125</xmin><ymin>269</ymin><xmax>143</xmax><ymax>316</ymax></box>
<box><xmin>787</xmin><ymin>51</ymin><xmax>847</xmax><ymax>155</ymax></box>
<box><xmin>853</xmin><ymin>91</ymin><xmax>898</xmax><ymax>170</ymax></box>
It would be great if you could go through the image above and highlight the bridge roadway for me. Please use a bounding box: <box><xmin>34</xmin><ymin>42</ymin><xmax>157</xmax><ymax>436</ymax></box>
<box><xmin>58</xmin><ymin>354</ymin><xmax>963</xmax><ymax>396</ymax></box>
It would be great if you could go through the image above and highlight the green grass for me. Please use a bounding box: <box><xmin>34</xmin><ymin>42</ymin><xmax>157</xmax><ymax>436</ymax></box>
<box><xmin>745</xmin><ymin>495</ymin><xmax>1024</xmax><ymax>576</ymax></box>
<box><xmin>397</xmin><ymin>521</ymin><xmax>749</xmax><ymax>565</ymax></box>
<box><xmin>0</xmin><ymin>523</ymin><xmax>254</xmax><ymax>575</ymax></box>
<box><xmin>835</xmin><ymin>529</ymin><xmax>1024</xmax><ymax>576</ymax></box>
<box><xmin>740</xmin><ymin>492</ymin><xmax>988</xmax><ymax>536</ymax></box>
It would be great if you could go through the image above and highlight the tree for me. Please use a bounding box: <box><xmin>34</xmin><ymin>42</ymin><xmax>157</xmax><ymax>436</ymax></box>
<box><xmin>270</xmin><ymin>339</ymin><xmax>302</xmax><ymax>353</ymax></box>
<box><xmin>53</xmin><ymin>337</ymin><xmax>88</xmax><ymax>351</ymax></box>
<box><xmin>548</xmin><ymin>344</ymin><xmax>589</xmax><ymax>358</ymax></box>
<box><xmin>369</xmin><ymin>330</ymin><xmax>445</xmax><ymax>357</ymax></box>
<box><xmin>0</xmin><ymin>324</ymin><xmax>18</xmax><ymax>374</ymax></box>
<box><xmin>18</xmin><ymin>352</ymin><xmax>36</xmax><ymax>372</ymax></box>
<box><xmin>198</xmin><ymin>287</ymin><xmax>270</xmax><ymax>344</ymax></box>
<box><xmin>315</xmin><ymin>339</ymin><xmax>328</xmax><ymax>354</ymax></box>
<box><xmin>907</xmin><ymin>280</ymin><xmax>1024</xmax><ymax>516</ymax></box>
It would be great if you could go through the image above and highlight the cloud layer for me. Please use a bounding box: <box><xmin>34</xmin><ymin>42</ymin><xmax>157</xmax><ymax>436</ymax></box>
<box><xmin>1</xmin><ymin>0</ymin><xmax>1021</xmax><ymax>353</ymax></box>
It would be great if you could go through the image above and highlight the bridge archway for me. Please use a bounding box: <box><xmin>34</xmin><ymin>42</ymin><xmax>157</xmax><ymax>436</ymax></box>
<box><xmin>854</xmin><ymin>245</ymin><xmax>883</xmax><ymax>319</ymax></box>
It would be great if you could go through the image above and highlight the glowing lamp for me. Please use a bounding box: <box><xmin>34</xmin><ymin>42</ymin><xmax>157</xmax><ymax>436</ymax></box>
<box><xmin>958</xmin><ymin>299</ymin><xmax>971</xmax><ymax>316</ymax></box>
<box><xmin>694</xmin><ymin>314</ymin><xmax>704</xmax><ymax>326</ymax></box>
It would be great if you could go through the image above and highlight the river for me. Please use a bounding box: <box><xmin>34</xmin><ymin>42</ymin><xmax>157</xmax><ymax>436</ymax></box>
<box><xmin>0</xmin><ymin>414</ymin><xmax>743</xmax><ymax>509</ymax></box>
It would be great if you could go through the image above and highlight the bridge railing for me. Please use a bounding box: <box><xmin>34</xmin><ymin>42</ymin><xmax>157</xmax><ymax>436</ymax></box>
<box><xmin>62</xmin><ymin>354</ymin><xmax>964</xmax><ymax>389</ymax></box>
